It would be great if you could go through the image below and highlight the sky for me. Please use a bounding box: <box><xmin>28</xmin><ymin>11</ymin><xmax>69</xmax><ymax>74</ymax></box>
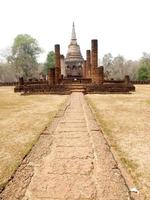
<box><xmin>0</xmin><ymin>0</ymin><xmax>150</xmax><ymax>62</ymax></box>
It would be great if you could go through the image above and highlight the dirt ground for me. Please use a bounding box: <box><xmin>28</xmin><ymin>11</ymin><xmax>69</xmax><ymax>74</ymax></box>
<box><xmin>0</xmin><ymin>87</ymin><xmax>68</xmax><ymax>191</ymax></box>
<box><xmin>86</xmin><ymin>85</ymin><xmax>150</xmax><ymax>199</ymax></box>
<box><xmin>0</xmin><ymin>92</ymin><xmax>131</xmax><ymax>200</ymax></box>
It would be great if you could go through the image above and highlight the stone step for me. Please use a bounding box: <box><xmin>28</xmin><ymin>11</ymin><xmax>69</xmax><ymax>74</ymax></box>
<box><xmin>70</xmin><ymin>89</ymin><xmax>85</xmax><ymax>92</ymax></box>
<box><xmin>67</xmin><ymin>87</ymin><xmax>85</xmax><ymax>90</ymax></box>
<box><xmin>65</xmin><ymin>84</ymin><xmax>85</xmax><ymax>88</ymax></box>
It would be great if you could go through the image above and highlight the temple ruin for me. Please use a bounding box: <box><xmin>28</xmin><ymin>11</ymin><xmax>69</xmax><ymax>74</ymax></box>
<box><xmin>14</xmin><ymin>23</ymin><xmax>135</xmax><ymax>94</ymax></box>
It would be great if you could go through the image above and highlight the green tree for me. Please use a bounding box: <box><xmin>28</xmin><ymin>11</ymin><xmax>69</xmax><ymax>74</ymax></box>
<box><xmin>138</xmin><ymin>66</ymin><xmax>149</xmax><ymax>80</ymax></box>
<box><xmin>9</xmin><ymin>34</ymin><xmax>41</xmax><ymax>79</ymax></box>
<box><xmin>43</xmin><ymin>51</ymin><xmax>55</xmax><ymax>74</ymax></box>
<box><xmin>138</xmin><ymin>52</ymin><xmax>150</xmax><ymax>80</ymax></box>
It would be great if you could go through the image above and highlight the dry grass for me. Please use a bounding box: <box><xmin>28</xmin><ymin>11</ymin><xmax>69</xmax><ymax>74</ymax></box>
<box><xmin>0</xmin><ymin>87</ymin><xmax>68</xmax><ymax>191</ymax></box>
<box><xmin>86</xmin><ymin>85</ymin><xmax>150</xmax><ymax>199</ymax></box>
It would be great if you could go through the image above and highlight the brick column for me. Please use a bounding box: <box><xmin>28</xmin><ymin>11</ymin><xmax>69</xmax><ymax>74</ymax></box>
<box><xmin>124</xmin><ymin>75</ymin><xmax>130</xmax><ymax>86</ymax></box>
<box><xmin>48</xmin><ymin>68</ymin><xmax>55</xmax><ymax>85</ymax></box>
<box><xmin>83</xmin><ymin>60</ymin><xmax>87</xmax><ymax>78</ymax></box>
<box><xmin>60</xmin><ymin>55</ymin><xmax>66</xmax><ymax>77</ymax></box>
<box><xmin>98</xmin><ymin>66</ymin><xmax>104</xmax><ymax>84</ymax></box>
<box><xmin>91</xmin><ymin>40</ymin><xmax>98</xmax><ymax>83</ymax></box>
<box><xmin>19</xmin><ymin>77</ymin><xmax>24</xmax><ymax>85</ymax></box>
<box><xmin>55</xmin><ymin>44</ymin><xmax>61</xmax><ymax>84</ymax></box>
<box><xmin>86</xmin><ymin>50</ymin><xmax>91</xmax><ymax>78</ymax></box>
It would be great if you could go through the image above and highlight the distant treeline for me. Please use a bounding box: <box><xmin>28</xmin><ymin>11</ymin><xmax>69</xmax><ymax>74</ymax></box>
<box><xmin>103</xmin><ymin>53</ymin><xmax>150</xmax><ymax>81</ymax></box>
<box><xmin>0</xmin><ymin>34</ymin><xmax>150</xmax><ymax>82</ymax></box>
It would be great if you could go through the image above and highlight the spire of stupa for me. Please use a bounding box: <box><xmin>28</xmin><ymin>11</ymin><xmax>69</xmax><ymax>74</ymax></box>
<box><xmin>71</xmin><ymin>22</ymin><xmax>77</xmax><ymax>43</ymax></box>
<box><xmin>66</xmin><ymin>22</ymin><xmax>83</xmax><ymax>63</ymax></box>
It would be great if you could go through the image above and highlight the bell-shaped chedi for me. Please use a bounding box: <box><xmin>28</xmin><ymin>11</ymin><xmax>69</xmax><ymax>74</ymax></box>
<box><xmin>65</xmin><ymin>22</ymin><xmax>84</xmax><ymax>77</ymax></box>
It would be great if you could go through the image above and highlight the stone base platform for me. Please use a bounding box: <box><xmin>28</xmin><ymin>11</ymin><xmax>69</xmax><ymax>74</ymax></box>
<box><xmin>14</xmin><ymin>79</ymin><xmax>135</xmax><ymax>95</ymax></box>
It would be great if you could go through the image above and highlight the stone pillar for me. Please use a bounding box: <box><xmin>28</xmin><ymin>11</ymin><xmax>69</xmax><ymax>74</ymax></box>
<box><xmin>60</xmin><ymin>55</ymin><xmax>66</xmax><ymax>77</ymax></box>
<box><xmin>124</xmin><ymin>75</ymin><xmax>135</xmax><ymax>91</ymax></box>
<box><xmin>48</xmin><ymin>68</ymin><xmax>55</xmax><ymax>85</ymax></box>
<box><xmin>83</xmin><ymin>60</ymin><xmax>87</xmax><ymax>78</ymax></box>
<box><xmin>86</xmin><ymin>50</ymin><xmax>91</xmax><ymax>78</ymax></box>
<box><xmin>19</xmin><ymin>77</ymin><xmax>24</xmax><ymax>85</ymax></box>
<box><xmin>124</xmin><ymin>75</ymin><xmax>130</xmax><ymax>86</ymax></box>
<box><xmin>91</xmin><ymin>67</ymin><xmax>104</xmax><ymax>84</ymax></box>
<box><xmin>98</xmin><ymin>66</ymin><xmax>104</xmax><ymax>84</ymax></box>
<box><xmin>91</xmin><ymin>39</ymin><xmax>98</xmax><ymax>83</ymax></box>
<box><xmin>91</xmin><ymin>40</ymin><xmax>98</xmax><ymax>69</ymax></box>
<box><xmin>55</xmin><ymin>44</ymin><xmax>61</xmax><ymax>84</ymax></box>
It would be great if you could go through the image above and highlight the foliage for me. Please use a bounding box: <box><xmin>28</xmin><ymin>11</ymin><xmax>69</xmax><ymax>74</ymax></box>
<box><xmin>138</xmin><ymin>53</ymin><xmax>150</xmax><ymax>80</ymax></box>
<box><xmin>138</xmin><ymin>66</ymin><xmax>149</xmax><ymax>80</ymax></box>
<box><xmin>9</xmin><ymin>34</ymin><xmax>42</xmax><ymax>79</ymax></box>
<box><xmin>102</xmin><ymin>53</ymin><xmax>149</xmax><ymax>81</ymax></box>
<box><xmin>103</xmin><ymin>53</ymin><xmax>113</xmax><ymax>67</ymax></box>
<box><xmin>43</xmin><ymin>51</ymin><xmax>55</xmax><ymax>75</ymax></box>
<box><xmin>103</xmin><ymin>53</ymin><xmax>113</xmax><ymax>79</ymax></box>
<box><xmin>0</xmin><ymin>63</ymin><xmax>17</xmax><ymax>82</ymax></box>
<box><xmin>112</xmin><ymin>55</ymin><xmax>125</xmax><ymax>79</ymax></box>
<box><xmin>103</xmin><ymin>54</ymin><xmax>126</xmax><ymax>80</ymax></box>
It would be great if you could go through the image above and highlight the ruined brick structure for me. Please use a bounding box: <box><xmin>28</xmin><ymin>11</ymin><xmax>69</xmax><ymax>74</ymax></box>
<box><xmin>86</xmin><ymin>50</ymin><xmax>91</xmax><ymax>78</ymax></box>
<box><xmin>83</xmin><ymin>60</ymin><xmax>87</xmax><ymax>78</ymax></box>
<box><xmin>47</xmin><ymin>68</ymin><xmax>55</xmax><ymax>85</ymax></box>
<box><xmin>54</xmin><ymin>44</ymin><xmax>61</xmax><ymax>84</ymax></box>
<box><xmin>14</xmin><ymin>22</ymin><xmax>135</xmax><ymax>94</ymax></box>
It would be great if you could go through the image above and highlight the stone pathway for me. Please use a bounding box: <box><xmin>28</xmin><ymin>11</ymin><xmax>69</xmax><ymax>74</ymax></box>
<box><xmin>0</xmin><ymin>92</ymin><xmax>131</xmax><ymax>200</ymax></box>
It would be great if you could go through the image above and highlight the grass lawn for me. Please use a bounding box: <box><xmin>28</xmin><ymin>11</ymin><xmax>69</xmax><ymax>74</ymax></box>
<box><xmin>0</xmin><ymin>87</ymin><xmax>68</xmax><ymax>191</ymax></box>
<box><xmin>86</xmin><ymin>85</ymin><xmax>150</xmax><ymax>199</ymax></box>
